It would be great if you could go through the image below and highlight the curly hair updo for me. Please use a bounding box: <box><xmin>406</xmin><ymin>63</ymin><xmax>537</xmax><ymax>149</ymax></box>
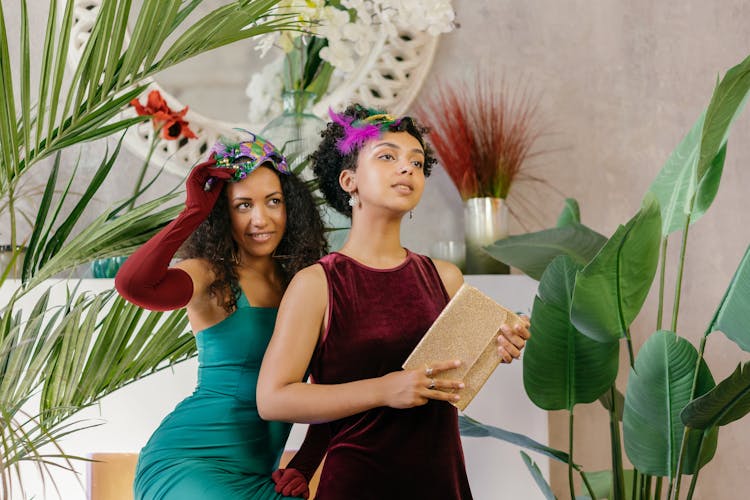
<box><xmin>310</xmin><ymin>103</ymin><xmax>437</xmax><ymax>217</ymax></box>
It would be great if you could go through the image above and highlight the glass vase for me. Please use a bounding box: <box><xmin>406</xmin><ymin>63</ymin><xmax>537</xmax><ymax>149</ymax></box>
<box><xmin>90</xmin><ymin>256</ymin><xmax>128</xmax><ymax>279</ymax></box>
<box><xmin>464</xmin><ymin>197</ymin><xmax>510</xmax><ymax>274</ymax></box>
<box><xmin>261</xmin><ymin>90</ymin><xmax>350</xmax><ymax>251</ymax></box>
<box><xmin>261</xmin><ymin>90</ymin><xmax>325</xmax><ymax>179</ymax></box>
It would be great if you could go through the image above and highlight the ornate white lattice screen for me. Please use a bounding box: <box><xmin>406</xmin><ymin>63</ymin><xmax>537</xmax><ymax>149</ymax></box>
<box><xmin>65</xmin><ymin>0</ymin><xmax>441</xmax><ymax>176</ymax></box>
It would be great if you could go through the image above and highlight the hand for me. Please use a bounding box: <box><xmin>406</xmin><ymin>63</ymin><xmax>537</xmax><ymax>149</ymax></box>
<box><xmin>272</xmin><ymin>468</ymin><xmax>309</xmax><ymax>499</ymax></box>
<box><xmin>496</xmin><ymin>314</ymin><xmax>531</xmax><ymax>363</ymax></box>
<box><xmin>379</xmin><ymin>359</ymin><xmax>464</xmax><ymax>409</ymax></box>
<box><xmin>185</xmin><ymin>159</ymin><xmax>235</xmax><ymax>215</ymax></box>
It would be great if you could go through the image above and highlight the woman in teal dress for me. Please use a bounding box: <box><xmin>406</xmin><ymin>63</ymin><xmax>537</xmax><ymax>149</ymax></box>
<box><xmin>115</xmin><ymin>132</ymin><xmax>328</xmax><ymax>499</ymax></box>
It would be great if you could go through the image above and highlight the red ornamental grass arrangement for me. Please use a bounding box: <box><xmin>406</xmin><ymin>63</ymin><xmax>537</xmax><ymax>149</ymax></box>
<box><xmin>414</xmin><ymin>75</ymin><xmax>543</xmax><ymax>201</ymax></box>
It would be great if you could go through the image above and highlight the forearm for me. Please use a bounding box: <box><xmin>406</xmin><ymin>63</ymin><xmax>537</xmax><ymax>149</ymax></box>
<box><xmin>115</xmin><ymin>210</ymin><xmax>203</xmax><ymax>311</ymax></box>
<box><xmin>257</xmin><ymin>378</ymin><xmax>385</xmax><ymax>423</ymax></box>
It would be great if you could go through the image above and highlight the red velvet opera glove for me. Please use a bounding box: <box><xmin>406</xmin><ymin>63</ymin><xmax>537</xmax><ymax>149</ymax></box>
<box><xmin>272</xmin><ymin>468</ymin><xmax>309</xmax><ymax>499</ymax></box>
<box><xmin>272</xmin><ymin>424</ymin><xmax>330</xmax><ymax>499</ymax></box>
<box><xmin>114</xmin><ymin>160</ymin><xmax>234</xmax><ymax>311</ymax></box>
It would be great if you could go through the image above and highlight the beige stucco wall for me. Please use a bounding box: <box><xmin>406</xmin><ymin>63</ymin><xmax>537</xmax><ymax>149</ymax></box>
<box><xmin>4</xmin><ymin>0</ymin><xmax>750</xmax><ymax>498</ymax></box>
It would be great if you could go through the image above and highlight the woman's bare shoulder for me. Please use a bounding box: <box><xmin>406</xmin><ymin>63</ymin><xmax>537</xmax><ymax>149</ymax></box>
<box><xmin>430</xmin><ymin>258</ymin><xmax>465</xmax><ymax>298</ymax></box>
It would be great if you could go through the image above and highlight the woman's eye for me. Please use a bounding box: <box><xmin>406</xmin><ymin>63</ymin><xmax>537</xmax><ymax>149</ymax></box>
<box><xmin>412</xmin><ymin>160</ymin><xmax>424</xmax><ymax>168</ymax></box>
<box><xmin>379</xmin><ymin>153</ymin><xmax>395</xmax><ymax>161</ymax></box>
<box><xmin>236</xmin><ymin>202</ymin><xmax>251</xmax><ymax>210</ymax></box>
<box><xmin>269</xmin><ymin>198</ymin><xmax>283</xmax><ymax>206</ymax></box>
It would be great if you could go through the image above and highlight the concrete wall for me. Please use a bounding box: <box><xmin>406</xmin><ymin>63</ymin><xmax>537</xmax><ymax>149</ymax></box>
<box><xmin>4</xmin><ymin>0</ymin><xmax>750</xmax><ymax>498</ymax></box>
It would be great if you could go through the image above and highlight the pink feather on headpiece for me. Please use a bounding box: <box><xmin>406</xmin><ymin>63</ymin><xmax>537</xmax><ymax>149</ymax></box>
<box><xmin>328</xmin><ymin>107</ymin><xmax>383</xmax><ymax>154</ymax></box>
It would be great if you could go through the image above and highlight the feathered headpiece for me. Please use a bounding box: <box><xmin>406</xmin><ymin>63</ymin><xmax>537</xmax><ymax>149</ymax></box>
<box><xmin>328</xmin><ymin>107</ymin><xmax>404</xmax><ymax>154</ymax></box>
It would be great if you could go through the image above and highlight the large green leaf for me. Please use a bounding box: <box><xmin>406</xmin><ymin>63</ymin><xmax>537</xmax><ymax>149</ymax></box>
<box><xmin>579</xmin><ymin>469</ymin><xmax>635</xmax><ymax>500</ymax></box>
<box><xmin>648</xmin><ymin>54</ymin><xmax>750</xmax><ymax>235</ymax></box>
<box><xmin>484</xmin><ymin>224</ymin><xmax>606</xmax><ymax>281</ymax></box>
<box><xmin>707</xmin><ymin>243</ymin><xmax>750</xmax><ymax>351</ymax></box>
<box><xmin>648</xmin><ymin>112</ymin><xmax>705</xmax><ymax>235</ymax></box>
<box><xmin>557</xmin><ymin>198</ymin><xmax>581</xmax><ymax>227</ymax></box>
<box><xmin>623</xmin><ymin>330</ymin><xmax>717</xmax><ymax>476</ymax></box>
<box><xmin>458</xmin><ymin>415</ymin><xmax>573</xmax><ymax>465</ymax></box>
<box><xmin>523</xmin><ymin>256</ymin><xmax>619</xmax><ymax>411</ymax></box>
<box><xmin>571</xmin><ymin>194</ymin><xmax>662</xmax><ymax>342</ymax></box>
<box><xmin>697</xmin><ymin>54</ymin><xmax>750</xmax><ymax>181</ymax></box>
<box><xmin>681</xmin><ymin>361</ymin><xmax>750</xmax><ymax>429</ymax></box>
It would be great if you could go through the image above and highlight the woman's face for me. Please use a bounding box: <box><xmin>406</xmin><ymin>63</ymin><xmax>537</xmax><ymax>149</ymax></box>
<box><xmin>348</xmin><ymin>131</ymin><xmax>426</xmax><ymax>215</ymax></box>
<box><xmin>226</xmin><ymin>165</ymin><xmax>287</xmax><ymax>261</ymax></box>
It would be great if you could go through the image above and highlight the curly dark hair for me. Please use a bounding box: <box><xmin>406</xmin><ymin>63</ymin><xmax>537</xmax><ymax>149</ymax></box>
<box><xmin>179</xmin><ymin>164</ymin><xmax>328</xmax><ymax>313</ymax></box>
<box><xmin>311</xmin><ymin>103</ymin><xmax>437</xmax><ymax>217</ymax></box>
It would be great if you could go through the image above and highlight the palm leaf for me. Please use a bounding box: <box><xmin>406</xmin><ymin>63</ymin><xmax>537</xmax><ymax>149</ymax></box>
<box><xmin>622</xmin><ymin>330</ymin><xmax>717</xmax><ymax>476</ymax></box>
<box><xmin>25</xmin><ymin>197</ymin><xmax>181</xmax><ymax>289</ymax></box>
<box><xmin>570</xmin><ymin>194</ymin><xmax>662</xmax><ymax>343</ymax></box>
<box><xmin>40</xmin><ymin>289</ymin><xmax>193</xmax><ymax>426</ymax></box>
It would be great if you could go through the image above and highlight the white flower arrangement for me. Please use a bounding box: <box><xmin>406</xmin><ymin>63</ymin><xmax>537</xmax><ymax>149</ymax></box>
<box><xmin>246</xmin><ymin>0</ymin><xmax>455</xmax><ymax>123</ymax></box>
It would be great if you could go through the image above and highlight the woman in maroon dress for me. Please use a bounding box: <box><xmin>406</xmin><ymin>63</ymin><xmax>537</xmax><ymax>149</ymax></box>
<box><xmin>258</xmin><ymin>104</ymin><xmax>530</xmax><ymax>499</ymax></box>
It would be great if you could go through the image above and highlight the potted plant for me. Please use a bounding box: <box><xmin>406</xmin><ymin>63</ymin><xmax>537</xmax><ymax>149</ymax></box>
<box><xmin>413</xmin><ymin>73</ymin><xmax>546</xmax><ymax>274</ymax></box>
<box><xmin>465</xmin><ymin>54</ymin><xmax>750</xmax><ymax>499</ymax></box>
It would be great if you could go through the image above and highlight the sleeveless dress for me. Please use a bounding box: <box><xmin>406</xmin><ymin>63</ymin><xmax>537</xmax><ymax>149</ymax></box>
<box><xmin>133</xmin><ymin>291</ymin><xmax>300</xmax><ymax>500</ymax></box>
<box><xmin>310</xmin><ymin>250</ymin><xmax>473</xmax><ymax>500</ymax></box>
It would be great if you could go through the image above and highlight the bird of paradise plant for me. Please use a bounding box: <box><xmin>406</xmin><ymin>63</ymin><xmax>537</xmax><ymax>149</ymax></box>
<box><xmin>463</xmin><ymin>53</ymin><xmax>750</xmax><ymax>500</ymax></box>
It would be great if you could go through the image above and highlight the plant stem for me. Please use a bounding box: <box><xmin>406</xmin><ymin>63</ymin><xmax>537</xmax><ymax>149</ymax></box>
<box><xmin>564</xmin><ymin>410</ymin><xmax>597</xmax><ymax>499</ymax></box>
<box><xmin>609</xmin><ymin>385</ymin><xmax>626</xmax><ymax>500</ymax></box>
<box><xmin>685</xmin><ymin>432</ymin><xmax>707</xmax><ymax>500</ymax></box>
<box><xmin>656</xmin><ymin>237</ymin><xmax>668</xmax><ymax>330</ymax></box>
<box><xmin>579</xmin><ymin>468</ymin><xmax>597</xmax><ymax>500</ymax></box>
<box><xmin>569</xmin><ymin>410</ymin><xmax>576</xmax><ymax>500</ymax></box>
<box><xmin>654</xmin><ymin>477</ymin><xmax>663</xmax><ymax>500</ymax></box>
<box><xmin>128</xmin><ymin>133</ymin><xmax>159</xmax><ymax>210</ymax></box>
<box><xmin>642</xmin><ymin>474</ymin><xmax>652</xmax><ymax>499</ymax></box>
<box><xmin>670</xmin><ymin>213</ymin><xmax>692</xmax><ymax>333</ymax></box>
<box><xmin>625</xmin><ymin>328</ymin><xmax>635</xmax><ymax>368</ymax></box>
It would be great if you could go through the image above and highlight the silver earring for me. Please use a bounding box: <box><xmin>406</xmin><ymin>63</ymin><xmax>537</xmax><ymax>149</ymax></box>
<box><xmin>409</xmin><ymin>210</ymin><xmax>414</xmax><ymax>219</ymax></box>
<box><xmin>348</xmin><ymin>192</ymin><xmax>359</xmax><ymax>207</ymax></box>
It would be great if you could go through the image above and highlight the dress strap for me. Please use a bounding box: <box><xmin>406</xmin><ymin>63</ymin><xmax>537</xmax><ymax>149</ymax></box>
<box><xmin>236</xmin><ymin>289</ymin><xmax>250</xmax><ymax>308</ymax></box>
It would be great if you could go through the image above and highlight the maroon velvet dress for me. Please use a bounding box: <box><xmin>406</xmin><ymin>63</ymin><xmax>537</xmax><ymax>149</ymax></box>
<box><xmin>310</xmin><ymin>250</ymin><xmax>473</xmax><ymax>499</ymax></box>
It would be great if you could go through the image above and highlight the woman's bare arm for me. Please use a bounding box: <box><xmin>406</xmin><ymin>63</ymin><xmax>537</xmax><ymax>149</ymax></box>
<box><xmin>257</xmin><ymin>264</ymin><xmax>463</xmax><ymax>423</ymax></box>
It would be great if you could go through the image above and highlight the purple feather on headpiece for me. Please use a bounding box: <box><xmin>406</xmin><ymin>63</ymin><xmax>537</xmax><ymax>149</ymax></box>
<box><xmin>328</xmin><ymin>107</ymin><xmax>382</xmax><ymax>154</ymax></box>
<box><xmin>209</xmin><ymin>141</ymin><xmax>227</xmax><ymax>158</ymax></box>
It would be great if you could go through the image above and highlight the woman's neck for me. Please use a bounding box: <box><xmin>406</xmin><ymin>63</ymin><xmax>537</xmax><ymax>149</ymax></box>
<box><xmin>339</xmin><ymin>211</ymin><xmax>406</xmax><ymax>265</ymax></box>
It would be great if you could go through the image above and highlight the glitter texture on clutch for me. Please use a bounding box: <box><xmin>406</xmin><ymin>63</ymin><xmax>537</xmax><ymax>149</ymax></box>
<box><xmin>402</xmin><ymin>284</ymin><xmax>524</xmax><ymax>411</ymax></box>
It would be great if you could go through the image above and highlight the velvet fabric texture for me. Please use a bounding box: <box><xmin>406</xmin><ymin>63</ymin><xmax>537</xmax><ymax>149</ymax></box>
<box><xmin>310</xmin><ymin>250</ymin><xmax>472</xmax><ymax>500</ymax></box>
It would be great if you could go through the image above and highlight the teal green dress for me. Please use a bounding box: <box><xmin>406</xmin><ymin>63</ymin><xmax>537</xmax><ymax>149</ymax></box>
<box><xmin>133</xmin><ymin>292</ymin><xmax>298</xmax><ymax>499</ymax></box>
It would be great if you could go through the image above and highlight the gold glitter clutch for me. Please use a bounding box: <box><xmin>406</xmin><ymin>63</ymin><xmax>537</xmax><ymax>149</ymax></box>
<box><xmin>402</xmin><ymin>283</ymin><xmax>523</xmax><ymax>411</ymax></box>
